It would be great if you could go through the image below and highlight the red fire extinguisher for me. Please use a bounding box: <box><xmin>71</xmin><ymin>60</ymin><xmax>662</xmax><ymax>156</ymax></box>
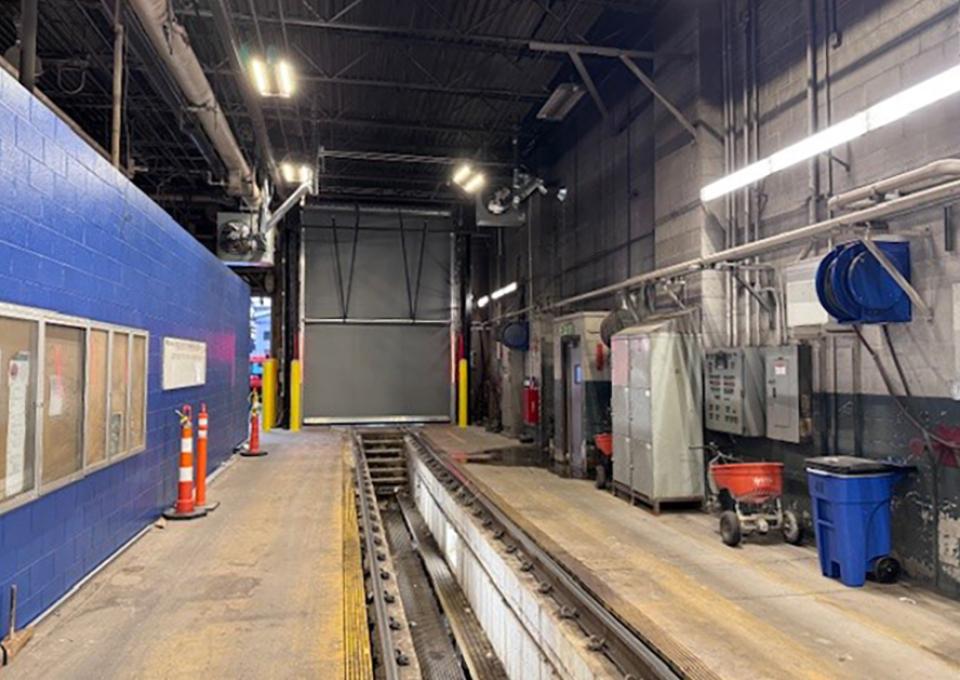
<box><xmin>524</xmin><ymin>377</ymin><xmax>540</xmax><ymax>425</ymax></box>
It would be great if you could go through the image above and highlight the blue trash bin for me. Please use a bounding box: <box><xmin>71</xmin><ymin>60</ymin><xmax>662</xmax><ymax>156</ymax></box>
<box><xmin>805</xmin><ymin>456</ymin><xmax>911</xmax><ymax>587</ymax></box>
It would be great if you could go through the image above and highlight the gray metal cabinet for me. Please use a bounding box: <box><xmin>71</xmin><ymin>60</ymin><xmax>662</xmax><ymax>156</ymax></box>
<box><xmin>610</xmin><ymin>313</ymin><xmax>704</xmax><ymax>510</ymax></box>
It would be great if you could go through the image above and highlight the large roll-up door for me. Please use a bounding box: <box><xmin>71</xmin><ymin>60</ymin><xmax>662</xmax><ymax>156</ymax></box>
<box><xmin>301</xmin><ymin>207</ymin><xmax>454</xmax><ymax>423</ymax></box>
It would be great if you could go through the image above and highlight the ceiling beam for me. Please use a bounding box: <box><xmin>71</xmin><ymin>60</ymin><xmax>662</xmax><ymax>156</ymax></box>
<box><xmin>176</xmin><ymin>7</ymin><xmax>659</xmax><ymax>61</ymax></box>
<box><xmin>319</xmin><ymin>148</ymin><xmax>513</xmax><ymax>167</ymax></box>
<box><xmin>204</xmin><ymin>68</ymin><xmax>548</xmax><ymax>102</ymax></box>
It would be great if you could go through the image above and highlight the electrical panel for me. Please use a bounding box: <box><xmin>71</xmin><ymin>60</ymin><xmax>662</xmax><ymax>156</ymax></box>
<box><xmin>764</xmin><ymin>344</ymin><xmax>813</xmax><ymax>443</ymax></box>
<box><xmin>704</xmin><ymin>348</ymin><xmax>765</xmax><ymax>436</ymax></box>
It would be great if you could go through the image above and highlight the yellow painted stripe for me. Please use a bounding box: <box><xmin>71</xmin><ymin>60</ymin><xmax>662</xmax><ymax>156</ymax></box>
<box><xmin>457</xmin><ymin>358</ymin><xmax>468</xmax><ymax>428</ymax></box>
<box><xmin>341</xmin><ymin>446</ymin><xmax>373</xmax><ymax>680</ymax></box>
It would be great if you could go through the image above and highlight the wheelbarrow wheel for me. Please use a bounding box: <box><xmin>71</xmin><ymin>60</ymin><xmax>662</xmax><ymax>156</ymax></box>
<box><xmin>719</xmin><ymin>511</ymin><xmax>741</xmax><ymax>547</ymax></box>
<box><xmin>782</xmin><ymin>510</ymin><xmax>803</xmax><ymax>545</ymax></box>
<box><xmin>874</xmin><ymin>556</ymin><xmax>901</xmax><ymax>583</ymax></box>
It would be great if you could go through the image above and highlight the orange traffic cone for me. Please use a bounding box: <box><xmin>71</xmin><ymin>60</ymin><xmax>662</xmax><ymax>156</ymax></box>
<box><xmin>240</xmin><ymin>392</ymin><xmax>269</xmax><ymax>457</ymax></box>
<box><xmin>195</xmin><ymin>403</ymin><xmax>220</xmax><ymax>512</ymax></box>
<box><xmin>163</xmin><ymin>405</ymin><xmax>208</xmax><ymax>520</ymax></box>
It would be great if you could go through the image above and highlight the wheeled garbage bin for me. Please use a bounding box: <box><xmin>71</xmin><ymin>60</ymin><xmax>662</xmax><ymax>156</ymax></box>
<box><xmin>805</xmin><ymin>456</ymin><xmax>912</xmax><ymax>587</ymax></box>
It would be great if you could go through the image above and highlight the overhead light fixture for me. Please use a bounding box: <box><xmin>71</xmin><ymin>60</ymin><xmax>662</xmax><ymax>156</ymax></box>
<box><xmin>452</xmin><ymin>164</ymin><xmax>473</xmax><ymax>185</ymax></box>
<box><xmin>452</xmin><ymin>163</ymin><xmax>486</xmax><ymax>194</ymax></box>
<box><xmin>276</xmin><ymin>60</ymin><xmax>295</xmax><ymax>97</ymax></box>
<box><xmin>537</xmin><ymin>83</ymin><xmax>586</xmax><ymax>121</ymax></box>
<box><xmin>248</xmin><ymin>56</ymin><xmax>296</xmax><ymax>98</ymax></box>
<box><xmin>476</xmin><ymin>295</ymin><xmax>490</xmax><ymax>308</ymax></box>
<box><xmin>701</xmin><ymin>62</ymin><xmax>960</xmax><ymax>202</ymax></box>
<box><xmin>461</xmin><ymin>173</ymin><xmax>486</xmax><ymax>194</ymax></box>
<box><xmin>490</xmin><ymin>281</ymin><xmax>518</xmax><ymax>300</ymax></box>
<box><xmin>281</xmin><ymin>161</ymin><xmax>312</xmax><ymax>184</ymax></box>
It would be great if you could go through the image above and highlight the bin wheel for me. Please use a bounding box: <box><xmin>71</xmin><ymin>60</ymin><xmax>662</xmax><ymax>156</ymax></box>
<box><xmin>782</xmin><ymin>510</ymin><xmax>804</xmax><ymax>545</ymax></box>
<box><xmin>720</xmin><ymin>511</ymin><xmax>742</xmax><ymax>547</ymax></box>
<box><xmin>874</xmin><ymin>556</ymin><xmax>901</xmax><ymax>584</ymax></box>
<box><xmin>595</xmin><ymin>463</ymin><xmax>607</xmax><ymax>489</ymax></box>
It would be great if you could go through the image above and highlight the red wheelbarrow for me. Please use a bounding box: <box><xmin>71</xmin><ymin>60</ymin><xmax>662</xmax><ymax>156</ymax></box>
<box><xmin>710</xmin><ymin>462</ymin><xmax>803</xmax><ymax>547</ymax></box>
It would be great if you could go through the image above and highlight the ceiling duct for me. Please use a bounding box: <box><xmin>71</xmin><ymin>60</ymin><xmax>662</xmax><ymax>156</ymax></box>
<box><xmin>127</xmin><ymin>0</ymin><xmax>260</xmax><ymax>205</ymax></box>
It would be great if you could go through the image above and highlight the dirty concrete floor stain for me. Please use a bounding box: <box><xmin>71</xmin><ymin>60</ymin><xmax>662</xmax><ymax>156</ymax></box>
<box><xmin>10</xmin><ymin>429</ymin><xmax>345</xmax><ymax>680</ymax></box>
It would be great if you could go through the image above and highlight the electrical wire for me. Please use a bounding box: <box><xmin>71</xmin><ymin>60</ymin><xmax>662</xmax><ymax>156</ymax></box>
<box><xmin>853</xmin><ymin>325</ymin><xmax>959</xmax><ymax>451</ymax></box>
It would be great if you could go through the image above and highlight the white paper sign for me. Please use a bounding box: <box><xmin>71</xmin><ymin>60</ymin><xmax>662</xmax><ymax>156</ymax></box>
<box><xmin>162</xmin><ymin>337</ymin><xmax>207</xmax><ymax>390</ymax></box>
<box><xmin>6</xmin><ymin>353</ymin><xmax>30</xmax><ymax>497</ymax></box>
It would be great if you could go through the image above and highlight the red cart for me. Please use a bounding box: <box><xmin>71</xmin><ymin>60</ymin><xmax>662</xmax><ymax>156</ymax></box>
<box><xmin>710</xmin><ymin>462</ymin><xmax>803</xmax><ymax>547</ymax></box>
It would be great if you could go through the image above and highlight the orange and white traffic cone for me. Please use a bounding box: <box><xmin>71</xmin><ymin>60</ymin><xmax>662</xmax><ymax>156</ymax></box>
<box><xmin>241</xmin><ymin>392</ymin><xmax>269</xmax><ymax>457</ymax></box>
<box><xmin>195</xmin><ymin>403</ymin><xmax>220</xmax><ymax>512</ymax></box>
<box><xmin>163</xmin><ymin>405</ymin><xmax>208</xmax><ymax>520</ymax></box>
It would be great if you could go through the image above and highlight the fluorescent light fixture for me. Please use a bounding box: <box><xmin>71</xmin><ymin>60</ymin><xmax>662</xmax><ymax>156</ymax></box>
<box><xmin>490</xmin><ymin>281</ymin><xmax>518</xmax><ymax>300</ymax></box>
<box><xmin>701</xmin><ymin>62</ymin><xmax>960</xmax><ymax>202</ymax></box>
<box><xmin>476</xmin><ymin>295</ymin><xmax>490</xmax><ymax>308</ymax></box>
<box><xmin>461</xmin><ymin>173</ymin><xmax>486</xmax><ymax>194</ymax></box>
<box><xmin>452</xmin><ymin>164</ymin><xmax>473</xmax><ymax>185</ymax></box>
<box><xmin>249</xmin><ymin>57</ymin><xmax>270</xmax><ymax>96</ymax></box>
<box><xmin>537</xmin><ymin>83</ymin><xmax>585</xmax><ymax>121</ymax></box>
<box><xmin>275</xmin><ymin>60</ymin><xmax>295</xmax><ymax>98</ymax></box>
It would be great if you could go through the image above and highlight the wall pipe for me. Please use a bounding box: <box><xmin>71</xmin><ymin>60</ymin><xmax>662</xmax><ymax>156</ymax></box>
<box><xmin>264</xmin><ymin>182</ymin><xmax>312</xmax><ymax>234</ymax></box>
<box><xmin>18</xmin><ymin>0</ymin><xmax>37</xmax><ymax>91</ymax></box>
<box><xmin>828</xmin><ymin>159</ymin><xmax>960</xmax><ymax>212</ymax></box>
<box><xmin>110</xmin><ymin>2</ymin><xmax>124</xmax><ymax>169</ymax></box>
<box><xmin>549</xmin><ymin>174</ymin><xmax>960</xmax><ymax>310</ymax></box>
<box><xmin>806</xmin><ymin>0</ymin><xmax>820</xmax><ymax>224</ymax></box>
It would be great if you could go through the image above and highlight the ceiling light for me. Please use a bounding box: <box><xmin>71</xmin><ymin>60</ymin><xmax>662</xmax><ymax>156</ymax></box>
<box><xmin>476</xmin><ymin>295</ymin><xmax>490</xmax><ymax>308</ymax></box>
<box><xmin>490</xmin><ymin>281</ymin><xmax>518</xmax><ymax>300</ymax></box>
<box><xmin>701</xmin><ymin>62</ymin><xmax>960</xmax><ymax>202</ymax></box>
<box><xmin>249</xmin><ymin>57</ymin><xmax>270</xmax><ymax>97</ymax></box>
<box><xmin>461</xmin><ymin>173</ymin><xmax>486</xmax><ymax>194</ymax></box>
<box><xmin>537</xmin><ymin>83</ymin><xmax>586</xmax><ymax>121</ymax></box>
<box><xmin>298</xmin><ymin>163</ymin><xmax>312</xmax><ymax>184</ymax></box>
<box><xmin>452</xmin><ymin>164</ymin><xmax>473</xmax><ymax>185</ymax></box>
<box><xmin>276</xmin><ymin>60</ymin><xmax>295</xmax><ymax>98</ymax></box>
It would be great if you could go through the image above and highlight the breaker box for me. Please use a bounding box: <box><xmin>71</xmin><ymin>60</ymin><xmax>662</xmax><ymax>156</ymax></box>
<box><xmin>764</xmin><ymin>344</ymin><xmax>813</xmax><ymax>443</ymax></box>
<box><xmin>705</xmin><ymin>348</ymin><xmax>765</xmax><ymax>436</ymax></box>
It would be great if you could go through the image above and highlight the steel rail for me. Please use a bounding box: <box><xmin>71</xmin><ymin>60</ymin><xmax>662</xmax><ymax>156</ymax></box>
<box><xmin>351</xmin><ymin>432</ymin><xmax>402</xmax><ymax>680</ymax></box>
<box><xmin>407</xmin><ymin>431</ymin><xmax>685</xmax><ymax>680</ymax></box>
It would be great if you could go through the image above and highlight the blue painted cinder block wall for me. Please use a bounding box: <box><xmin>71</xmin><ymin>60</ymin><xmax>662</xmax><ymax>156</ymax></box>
<box><xmin>0</xmin><ymin>68</ymin><xmax>250</xmax><ymax>634</ymax></box>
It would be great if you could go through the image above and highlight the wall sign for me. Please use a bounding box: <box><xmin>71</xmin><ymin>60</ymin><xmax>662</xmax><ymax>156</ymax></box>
<box><xmin>162</xmin><ymin>337</ymin><xmax>207</xmax><ymax>390</ymax></box>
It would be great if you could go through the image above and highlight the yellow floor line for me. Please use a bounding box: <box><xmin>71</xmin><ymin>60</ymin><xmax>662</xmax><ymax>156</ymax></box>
<box><xmin>341</xmin><ymin>444</ymin><xmax>373</xmax><ymax>680</ymax></box>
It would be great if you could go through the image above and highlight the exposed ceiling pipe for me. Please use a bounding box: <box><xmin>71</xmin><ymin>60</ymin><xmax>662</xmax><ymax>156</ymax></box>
<box><xmin>208</xmin><ymin>0</ymin><xmax>281</xmax><ymax>191</ymax></box>
<box><xmin>18</xmin><ymin>0</ymin><xmax>38</xmax><ymax>91</ymax></box>
<box><xmin>828</xmin><ymin>159</ymin><xmax>960</xmax><ymax>212</ymax></box>
<box><xmin>264</xmin><ymin>182</ymin><xmax>312</xmax><ymax>234</ymax></box>
<box><xmin>126</xmin><ymin>0</ymin><xmax>259</xmax><ymax>204</ymax></box>
<box><xmin>551</xmin><ymin>174</ymin><xmax>960</xmax><ymax>310</ymax></box>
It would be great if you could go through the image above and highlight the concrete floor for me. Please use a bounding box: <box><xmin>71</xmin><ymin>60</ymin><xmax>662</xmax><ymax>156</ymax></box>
<box><xmin>9</xmin><ymin>429</ymin><xmax>349</xmax><ymax>680</ymax></box>
<box><xmin>459</xmin><ymin>459</ymin><xmax>960</xmax><ymax>679</ymax></box>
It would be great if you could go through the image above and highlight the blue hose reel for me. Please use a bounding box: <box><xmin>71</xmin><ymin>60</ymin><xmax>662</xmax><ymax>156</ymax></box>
<box><xmin>815</xmin><ymin>238</ymin><xmax>912</xmax><ymax>324</ymax></box>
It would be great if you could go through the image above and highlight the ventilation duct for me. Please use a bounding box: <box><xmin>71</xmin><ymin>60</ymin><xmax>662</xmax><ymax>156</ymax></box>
<box><xmin>128</xmin><ymin>0</ymin><xmax>260</xmax><ymax>205</ymax></box>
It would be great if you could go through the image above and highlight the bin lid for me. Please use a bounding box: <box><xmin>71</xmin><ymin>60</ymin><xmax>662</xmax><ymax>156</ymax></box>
<box><xmin>805</xmin><ymin>455</ymin><xmax>898</xmax><ymax>475</ymax></box>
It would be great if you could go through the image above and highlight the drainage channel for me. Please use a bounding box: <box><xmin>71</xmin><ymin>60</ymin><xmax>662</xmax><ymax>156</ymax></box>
<box><xmin>405</xmin><ymin>430</ymin><xmax>693</xmax><ymax>680</ymax></box>
<box><xmin>352</xmin><ymin>428</ymin><xmax>506</xmax><ymax>680</ymax></box>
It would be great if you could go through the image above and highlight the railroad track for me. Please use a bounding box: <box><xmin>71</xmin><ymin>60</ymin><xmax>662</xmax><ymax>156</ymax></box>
<box><xmin>406</xmin><ymin>429</ymin><xmax>688</xmax><ymax>680</ymax></box>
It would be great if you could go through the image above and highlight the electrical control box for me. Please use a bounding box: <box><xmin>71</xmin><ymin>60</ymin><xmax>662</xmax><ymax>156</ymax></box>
<box><xmin>705</xmin><ymin>348</ymin><xmax>765</xmax><ymax>436</ymax></box>
<box><xmin>764</xmin><ymin>344</ymin><xmax>813</xmax><ymax>443</ymax></box>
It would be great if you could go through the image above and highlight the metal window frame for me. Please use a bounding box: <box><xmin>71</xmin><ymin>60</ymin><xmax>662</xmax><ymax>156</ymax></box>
<box><xmin>0</xmin><ymin>301</ymin><xmax>149</xmax><ymax>517</ymax></box>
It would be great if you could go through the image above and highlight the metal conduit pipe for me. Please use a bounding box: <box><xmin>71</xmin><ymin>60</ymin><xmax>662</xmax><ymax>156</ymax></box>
<box><xmin>828</xmin><ymin>159</ymin><xmax>960</xmax><ymax>212</ymax></box>
<box><xmin>127</xmin><ymin>0</ymin><xmax>259</xmax><ymax>204</ymax></box>
<box><xmin>550</xmin><ymin>175</ymin><xmax>960</xmax><ymax>310</ymax></box>
<box><xmin>304</xmin><ymin>204</ymin><xmax>453</xmax><ymax>218</ymax></box>
<box><xmin>263</xmin><ymin>182</ymin><xmax>312</xmax><ymax>234</ymax></box>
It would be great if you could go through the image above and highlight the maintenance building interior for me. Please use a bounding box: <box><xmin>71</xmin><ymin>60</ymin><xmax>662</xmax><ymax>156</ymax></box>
<box><xmin>2</xmin><ymin>1</ymin><xmax>960</xmax><ymax>679</ymax></box>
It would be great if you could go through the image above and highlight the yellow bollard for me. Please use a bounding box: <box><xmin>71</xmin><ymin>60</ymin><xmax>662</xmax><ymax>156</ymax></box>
<box><xmin>262</xmin><ymin>358</ymin><xmax>277</xmax><ymax>432</ymax></box>
<box><xmin>457</xmin><ymin>358</ymin><xmax>468</xmax><ymax>428</ymax></box>
<box><xmin>290</xmin><ymin>359</ymin><xmax>302</xmax><ymax>432</ymax></box>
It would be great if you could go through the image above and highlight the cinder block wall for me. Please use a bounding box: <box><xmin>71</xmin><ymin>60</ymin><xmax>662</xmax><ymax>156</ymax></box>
<box><xmin>0</xmin><ymin>67</ymin><xmax>250</xmax><ymax>633</ymax></box>
<box><xmin>485</xmin><ymin>0</ymin><xmax>960</xmax><ymax>596</ymax></box>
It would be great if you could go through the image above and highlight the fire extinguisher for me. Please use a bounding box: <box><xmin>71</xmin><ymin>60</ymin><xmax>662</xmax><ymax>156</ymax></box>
<box><xmin>523</xmin><ymin>377</ymin><xmax>540</xmax><ymax>425</ymax></box>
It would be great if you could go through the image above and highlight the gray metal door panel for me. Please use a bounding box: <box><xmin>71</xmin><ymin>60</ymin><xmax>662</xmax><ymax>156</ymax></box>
<box><xmin>303</xmin><ymin>323</ymin><xmax>450</xmax><ymax>421</ymax></box>
<box><xmin>301</xmin><ymin>211</ymin><xmax>452</xmax><ymax>422</ymax></box>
